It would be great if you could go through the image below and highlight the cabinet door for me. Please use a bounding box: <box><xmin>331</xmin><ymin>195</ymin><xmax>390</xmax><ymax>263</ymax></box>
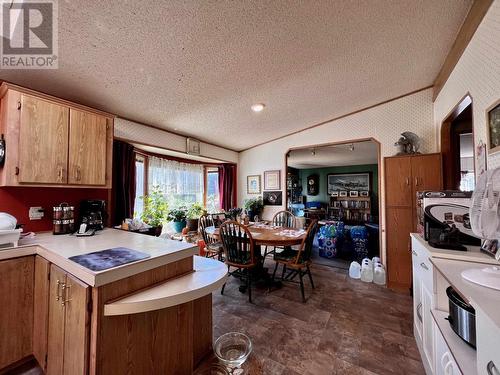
<box><xmin>422</xmin><ymin>282</ymin><xmax>435</xmax><ymax>372</ymax></box>
<box><xmin>411</xmin><ymin>154</ymin><xmax>442</xmax><ymax>194</ymax></box>
<box><xmin>62</xmin><ymin>272</ymin><xmax>90</xmax><ymax>375</ymax></box>
<box><xmin>68</xmin><ymin>109</ymin><xmax>108</xmax><ymax>185</ymax></box>
<box><xmin>18</xmin><ymin>94</ymin><xmax>69</xmax><ymax>184</ymax></box>
<box><xmin>0</xmin><ymin>257</ymin><xmax>34</xmax><ymax>369</ymax></box>
<box><xmin>47</xmin><ymin>265</ymin><xmax>67</xmax><ymax>375</ymax></box>
<box><xmin>386</xmin><ymin>207</ymin><xmax>413</xmax><ymax>290</ymax></box>
<box><xmin>33</xmin><ymin>256</ymin><xmax>50</xmax><ymax>371</ymax></box>
<box><xmin>385</xmin><ymin>156</ymin><xmax>412</xmax><ymax>207</ymax></box>
<box><xmin>412</xmin><ymin>258</ymin><xmax>423</xmax><ymax>343</ymax></box>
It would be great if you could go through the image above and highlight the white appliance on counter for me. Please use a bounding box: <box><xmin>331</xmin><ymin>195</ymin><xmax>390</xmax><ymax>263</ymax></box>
<box><xmin>462</xmin><ymin>168</ymin><xmax>500</xmax><ymax>291</ymax></box>
<box><xmin>0</xmin><ymin>213</ymin><xmax>21</xmax><ymax>247</ymax></box>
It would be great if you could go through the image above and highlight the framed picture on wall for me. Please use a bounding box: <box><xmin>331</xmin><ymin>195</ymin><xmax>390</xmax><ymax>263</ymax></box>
<box><xmin>327</xmin><ymin>173</ymin><xmax>370</xmax><ymax>194</ymax></box>
<box><xmin>264</xmin><ymin>170</ymin><xmax>281</xmax><ymax>190</ymax></box>
<box><xmin>487</xmin><ymin>99</ymin><xmax>500</xmax><ymax>155</ymax></box>
<box><xmin>186</xmin><ymin>138</ymin><xmax>201</xmax><ymax>155</ymax></box>
<box><xmin>263</xmin><ymin>191</ymin><xmax>282</xmax><ymax>206</ymax></box>
<box><xmin>247</xmin><ymin>175</ymin><xmax>261</xmax><ymax>194</ymax></box>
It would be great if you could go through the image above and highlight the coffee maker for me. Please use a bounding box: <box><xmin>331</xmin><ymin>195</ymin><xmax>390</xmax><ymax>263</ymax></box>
<box><xmin>78</xmin><ymin>200</ymin><xmax>107</xmax><ymax>231</ymax></box>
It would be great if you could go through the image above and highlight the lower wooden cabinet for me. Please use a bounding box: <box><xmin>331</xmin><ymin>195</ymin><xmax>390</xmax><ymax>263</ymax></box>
<box><xmin>0</xmin><ymin>257</ymin><xmax>34</xmax><ymax>369</ymax></box>
<box><xmin>47</xmin><ymin>264</ymin><xmax>90</xmax><ymax>375</ymax></box>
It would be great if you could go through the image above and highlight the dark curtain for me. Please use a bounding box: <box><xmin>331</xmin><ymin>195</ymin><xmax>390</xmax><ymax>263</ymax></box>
<box><xmin>218</xmin><ymin>164</ymin><xmax>237</xmax><ymax>211</ymax></box>
<box><xmin>112</xmin><ymin>140</ymin><xmax>136</xmax><ymax>225</ymax></box>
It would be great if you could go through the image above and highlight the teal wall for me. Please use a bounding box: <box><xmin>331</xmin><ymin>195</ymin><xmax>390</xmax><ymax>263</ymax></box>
<box><xmin>299</xmin><ymin>164</ymin><xmax>379</xmax><ymax>210</ymax></box>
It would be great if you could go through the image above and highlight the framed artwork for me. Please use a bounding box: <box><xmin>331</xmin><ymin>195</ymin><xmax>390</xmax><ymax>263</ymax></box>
<box><xmin>263</xmin><ymin>191</ymin><xmax>282</xmax><ymax>206</ymax></box>
<box><xmin>264</xmin><ymin>170</ymin><xmax>281</xmax><ymax>190</ymax></box>
<box><xmin>339</xmin><ymin>190</ymin><xmax>348</xmax><ymax>197</ymax></box>
<box><xmin>487</xmin><ymin>99</ymin><xmax>500</xmax><ymax>155</ymax></box>
<box><xmin>349</xmin><ymin>191</ymin><xmax>359</xmax><ymax>197</ymax></box>
<box><xmin>186</xmin><ymin>138</ymin><xmax>201</xmax><ymax>155</ymax></box>
<box><xmin>307</xmin><ymin>174</ymin><xmax>319</xmax><ymax>195</ymax></box>
<box><xmin>247</xmin><ymin>175</ymin><xmax>261</xmax><ymax>194</ymax></box>
<box><xmin>327</xmin><ymin>173</ymin><xmax>370</xmax><ymax>194</ymax></box>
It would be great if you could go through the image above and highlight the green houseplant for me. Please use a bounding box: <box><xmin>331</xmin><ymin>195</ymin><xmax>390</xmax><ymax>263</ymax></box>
<box><xmin>244</xmin><ymin>197</ymin><xmax>263</xmax><ymax>221</ymax></box>
<box><xmin>166</xmin><ymin>207</ymin><xmax>188</xmax><ymax>233</ymax></box>
<box><xmin>140</xmin><ymin>186</ymin><xmax>169</xmax><ymax>236</ymax></box>
<box><xmin>186</xmin><ymin>202</ymin><xmax>206</xmax><ymax>231</ymax></box>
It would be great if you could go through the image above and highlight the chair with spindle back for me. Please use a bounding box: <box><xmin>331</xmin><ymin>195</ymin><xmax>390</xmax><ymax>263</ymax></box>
<box><xmin>219</xmin><ymin>221</ymin><xmax>258</xmax><ymax>303</ymax></box>
<box><xmin>272</xmin><ymin>220</ymin><xmax>319</xmax><ymax>302</ymax></box>
<box><xmin>263</xmin><ymin>210</ymin><xmax>296</xmax><ymax>258</ymax></box>
<box><xmin>198</xmin><ymin>214</ymin><xmax>224</xmax><ymax>261</ymax></box>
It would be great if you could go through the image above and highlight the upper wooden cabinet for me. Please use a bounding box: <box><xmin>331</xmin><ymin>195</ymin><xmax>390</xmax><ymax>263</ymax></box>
<box><xmin>0</xmin><ymin>83</ymin><xmax>114</xmax><ymax>188</ymax></box>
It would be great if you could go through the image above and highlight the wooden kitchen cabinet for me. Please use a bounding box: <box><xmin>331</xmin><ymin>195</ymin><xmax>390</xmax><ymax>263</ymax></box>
<box><xmin>18</xmin><ymin>95</ymin><xmax>69</xmax><ymax>184</ymax></box>
<box><xmin>385</xmin><ymin>153</ymin><xmax>442</xmax><ymax>291</ymax></box>
<box><xmin>0</xmin><ymin>82</ymin><xmax>113</xmax><ymax>188</ymax></box>
<box><xmin>0</xmin><ymin>256</ymin><xmax>34</xmax><ymax>369</ymax></box>
<box><xmin>47</xmin><ymin>264</ymin><xmax>90</xmax><ymax>375</ymax></box>
<box><xmin>68</xmin><ymin>109</ymin><xmax>110</xmax><ymax>185</ymax></box>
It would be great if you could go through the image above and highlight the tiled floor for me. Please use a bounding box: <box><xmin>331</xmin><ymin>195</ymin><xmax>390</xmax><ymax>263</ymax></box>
<box><xmin>204</xmin><ymin>260</ymin><xmax>425</xmax><ymax>375</ymax></box>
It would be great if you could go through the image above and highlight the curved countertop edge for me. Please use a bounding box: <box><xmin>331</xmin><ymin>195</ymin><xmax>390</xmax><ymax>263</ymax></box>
<box><xmin>104</xmin><ymin>256</ymin><xmax>228</xmax><ymax>316</ymax></box>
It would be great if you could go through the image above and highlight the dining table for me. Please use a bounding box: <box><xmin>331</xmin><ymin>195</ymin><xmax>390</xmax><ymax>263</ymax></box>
<box><xmin>204</xmin><ymin>223</ymin><xmax>306</xmax><ymax>247</ymax></box>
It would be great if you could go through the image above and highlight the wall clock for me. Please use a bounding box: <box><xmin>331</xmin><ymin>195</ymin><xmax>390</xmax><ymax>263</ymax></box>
<box><xmin>307</xmin><ymin>174</ymin><xmax>319</xmax><ymax>196</ymax></box>
<box><xmin>0</xmin><ymin>135</ymin><xmax>5</xmax><ymax>166</ymax></box>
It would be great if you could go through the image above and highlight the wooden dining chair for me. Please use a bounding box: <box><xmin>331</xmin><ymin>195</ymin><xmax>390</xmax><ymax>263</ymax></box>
<box><xmin>272</xmin><ymin>220</ymin><xmax>319</xmax><ymax>303</ymax></box>
<box><xmin>198</xmin><ymin>214</ymin><xmax>224</xmax><ymax>261</ymax></box>
<box><xmin>219</xmin><ymin>221</ymin><xmax>258</xmax><ymax>303</ymax></box>
<box><xmin>264</xmin><ymin>210</ymin><xmax>296</xmax><ymax>258</ymax></box>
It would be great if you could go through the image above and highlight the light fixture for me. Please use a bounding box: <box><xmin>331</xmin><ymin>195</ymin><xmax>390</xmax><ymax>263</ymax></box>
<box><xmin>251</xmin><ymin>103</ymin><xmax>265</xmax><ymax>112</ymax></box>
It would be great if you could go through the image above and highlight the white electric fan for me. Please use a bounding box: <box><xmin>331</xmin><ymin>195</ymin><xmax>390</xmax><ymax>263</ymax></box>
<box><xmin>461</xmin><ymin>167</ymin><xmax>500</xmax><ymax>290</ymax></box>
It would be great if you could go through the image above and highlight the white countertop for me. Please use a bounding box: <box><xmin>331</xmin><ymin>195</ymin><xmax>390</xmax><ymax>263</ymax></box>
<box><xmin>0</xmin><ymin>229</ymin><xmax>197</xmax><ymax>287</ymax></box>
<box><xmin>410</xmin><ymin>233</ymin><xmax>498</xmax><ymax>264</ymax></box>
<box><xmin>431</xmin><ymin>257</ymin><xmax>500</xmax><ymax>331</ymax></box>
<box><xmin>104</xmin><ymin>255</ymin><xmax>227</xmax><ymax>316</ymax></box>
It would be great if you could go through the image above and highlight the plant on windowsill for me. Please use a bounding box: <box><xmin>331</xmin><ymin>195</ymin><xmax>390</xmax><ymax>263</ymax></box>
<box><xmin>140</xmin><ymin>186</ymin><xmax>169</xmax><ymax>236</ymax></box>
<box><xmin>244</xmin><ymin>197</ymin><xmax>263</xmax><ymax>221</ymax></box>
<box><xmin>166</xmin><ymin>207</ymin><xmax>188</xmax><ymax>233</ymax></box>
<box><xmin>186</xmin><ymin>202</ymin><xmax>206</xmax><ymax>232</ymax></box>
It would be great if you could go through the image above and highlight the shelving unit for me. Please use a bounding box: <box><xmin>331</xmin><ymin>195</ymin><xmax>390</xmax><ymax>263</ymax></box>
<box><xmin>431</xmin><ymin>309</ymin><xmax>476</xmax><ymax>375</ymax></box>
<box><xmin>329</xmin><ymin>196</ymin><xmax>371</xmax><ymax>224</ymax></box>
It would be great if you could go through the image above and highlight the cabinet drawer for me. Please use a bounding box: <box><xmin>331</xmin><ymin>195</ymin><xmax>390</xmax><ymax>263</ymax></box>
<box><xmin>476</xmin><ymin>307</ymin><xmax>500</xmax><ymax>375</ymax></box>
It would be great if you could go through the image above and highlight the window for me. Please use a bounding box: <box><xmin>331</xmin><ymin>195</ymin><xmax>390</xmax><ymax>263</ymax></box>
<box><xmin>134</xmin><ymin>154</ymin><xmax>146</xmax><ymax>218</ymax></box>
<box><xmin>206</xmin><ymin>168</ymin><xmax>220</xmax><ymax>213</ymax></box>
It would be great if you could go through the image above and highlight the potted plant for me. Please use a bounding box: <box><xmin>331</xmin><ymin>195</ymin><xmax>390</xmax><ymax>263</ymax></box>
<box><xmin>166</xmin><ymin>207</ymin><xmax>188</xmax><ymax>233</ymax></box>
<box><xmin>226</xmin><ymin>207</ymin><xmax>243</xmax><ymax>221</ymax></box>
<box><xmin>244</xmin><ymin>197</ymin><xmax>264</xmax><ymax>221</ymax></box>
<box><xmin>186</xmin><ymin>202</ymin><xmax>205</xmax><ymax>231</ymax></box>
<box><xmin>140</xmin><ymin>186</ymin><xmax>168</xmax><ymax>236</ymax></box>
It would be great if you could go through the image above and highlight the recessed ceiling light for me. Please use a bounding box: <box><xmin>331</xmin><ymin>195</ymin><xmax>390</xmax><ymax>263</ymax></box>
<box><xmin>251</xmin><ymin>103</ymin><xmax>265</xmax><ymax>112</ymax></box>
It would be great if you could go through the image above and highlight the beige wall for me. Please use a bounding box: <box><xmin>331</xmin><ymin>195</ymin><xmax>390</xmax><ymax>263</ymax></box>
<box><xmin>238</xmin><ymin>87</ymin><xmax>436</xmax><ymax>263</ymax></box>
<box><xmin>434</xmin><ymin>0</ymin><xmax>500</xmax><ymax>171</ymax></box>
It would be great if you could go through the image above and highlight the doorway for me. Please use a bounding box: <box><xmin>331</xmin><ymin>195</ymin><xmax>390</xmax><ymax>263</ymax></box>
<box><xmin>285</xmin><ymin>139</ymin><xmax>381</xmax><ymax>269</ymax></box>
<box><xmin>441</xmin><ymin>95</ymin><xmax>475</xmax><ymax>191</ymax></box>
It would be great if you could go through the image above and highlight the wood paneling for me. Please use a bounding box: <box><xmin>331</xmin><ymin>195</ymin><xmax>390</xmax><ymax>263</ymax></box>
<box><xmin>62</xmin><ymin>273</ymin><xmax>90</xmax><ymax>375</ymax></box>
<box><xmin>33</xmin><ymin>256</ymin><xmax>50</xmax><ymax>371</ymax></box>
<box><xmin>68</xmin><ymin>110</ymin><xmax>108</xmax><ymax>185</ymax></box>
<box><xmin>0</xmin><ymin>257</ymin><xmax>34</xmax><ymax>369</ymax></box>
<box><xmin>193</xmin><ymin>294</ymin><xmax>213</xmax><ymax>368</ymax></box>
<box><xmin>18</xmin><ymin>95</ymin><xmax>69</xmax><ymax>184</ymax></box>
<box><xmin>386</xmin><ymin>207</ymin><xmax>414</xmax><ymax>291</ymax></box>
<box><xmin>46</xmin><ymin>265</ymin><xmax>67</xmax><ymax>375</ymax></box>
<box><xmin>384</xmin><ymin>156</ymin><xmax>412</xmax><ymax>207</ymax></box>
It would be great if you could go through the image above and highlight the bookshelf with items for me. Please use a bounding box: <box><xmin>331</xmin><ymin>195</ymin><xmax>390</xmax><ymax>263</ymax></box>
<box><xmin>328</xmin><ymin>196</ymin><xmax>371</xmax><ymax>224</ymax></box>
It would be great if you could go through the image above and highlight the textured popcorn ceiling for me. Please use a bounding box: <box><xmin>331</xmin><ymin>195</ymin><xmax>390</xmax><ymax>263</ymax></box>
<box><xmin>0</xmin><ymin>0</ymin><xmax>472</xmax><ymax>151</ymax></box>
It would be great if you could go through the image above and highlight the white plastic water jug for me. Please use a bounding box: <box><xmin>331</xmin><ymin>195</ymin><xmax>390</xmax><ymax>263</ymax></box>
<box><xmin>349</xmin><ymin>261</ymin><xmax>361</xmax><ymax>279</ymax></box>
<box><xmin>362</xmin><ymin>258</ymin><xmax>373</xmax><ymax>268</ymax></box>
<box><xmin>361</xmin><ymin>262</ymin><xmax>374</xmax><ymax>283</ymax></box>
<box><xmin>372</xmin><ymin>256</ymin><xmax>381</xmax><ymax>265</ymax></box>
<box><xmin>373</xmin><ymin>263</ymin><xmax>386</xmax><ymax>285</ymax></box>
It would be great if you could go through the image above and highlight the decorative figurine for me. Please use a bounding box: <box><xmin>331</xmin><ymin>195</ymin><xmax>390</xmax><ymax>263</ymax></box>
<box><xmin>394</xmin><ymin>132</ymin><xmax>421</xmax><ymax>155</ymax></box>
